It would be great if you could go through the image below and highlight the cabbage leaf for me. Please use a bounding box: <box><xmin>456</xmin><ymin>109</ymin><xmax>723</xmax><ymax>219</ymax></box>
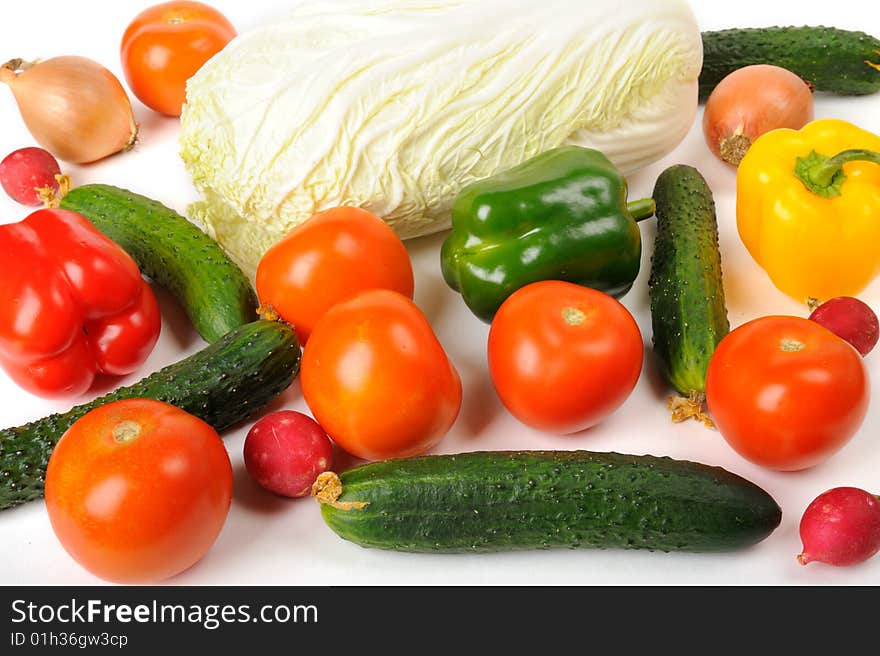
<box><xmin>180</xmin><ymin>0</ymin><xmax>702</xmax><ymax>277</ymax></box>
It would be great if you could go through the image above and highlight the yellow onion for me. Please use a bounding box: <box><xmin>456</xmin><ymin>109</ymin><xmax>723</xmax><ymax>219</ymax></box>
<box><xmin>0</xmin><ymin>56</ymin><xmax>138</xmax><ymax>164</ymax></box>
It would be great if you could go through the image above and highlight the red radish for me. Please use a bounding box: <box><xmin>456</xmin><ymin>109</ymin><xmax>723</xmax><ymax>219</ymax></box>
<box><xmin>0</xmin><ymin>147</ymin><xmax>62</xmax><ymax>205</ymax></box>
<box><xmin>243</xmin><ymin>410</ymin><xmax>334</xmax><ymax>498</ymax></box>
<box><xmin>798</xmin><ymin>487</ymin><xmax>880</xmax><ymax>567</ymax></box>
<box><xmin>809</xmin><ymin>297</ymin><xmax>879</xmax><ymax>357</ymax></box>
<box><xmin>703</xmin><ymin>64</ymin><xmax>813</xmax><ymax>167</ymax></box>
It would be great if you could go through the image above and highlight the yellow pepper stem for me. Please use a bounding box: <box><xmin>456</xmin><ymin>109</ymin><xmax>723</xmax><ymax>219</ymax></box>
<box><xmin>796</xmin><ymin>149</ymin><xmax>880</xmax><ymax>198</ymax></box>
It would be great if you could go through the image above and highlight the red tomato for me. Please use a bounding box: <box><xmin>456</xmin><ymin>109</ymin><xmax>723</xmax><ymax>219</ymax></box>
<box><xmin>45</xmin><ymin>399</ymin><xmax>233</xmax><ymax>583</ymax></box>
<box><xmin>120</xmin><ymin>1</ymin><xmax>236</xmax><ymax>116</ymax></box>
<box><xmin>256</xmin><ymin>207</ymin><xmax>414</xmax><ymax>345</ymax></box>
<box><xmin>488</xmin><ymin>281</ymin><xmax>643</xmax><ymax>434</ymax></box>
<box><xmin>705</xmin><ymin>316</ymin><xmax>869</xmax><ymax>471</ymax></box>
<box><xmin>301</xmin><ymin>290</ymin><xmax>461</xmax><ymax>461</ymax></box>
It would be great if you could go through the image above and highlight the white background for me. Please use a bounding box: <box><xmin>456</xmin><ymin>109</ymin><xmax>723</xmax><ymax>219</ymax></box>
<box><xmin>1</xmin><ymin>0</ymin><xmax>879</xmax><ymax>585</ymax></box>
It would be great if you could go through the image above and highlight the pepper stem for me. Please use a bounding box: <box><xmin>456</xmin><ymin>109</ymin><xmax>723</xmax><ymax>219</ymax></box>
<box><xmin>795</xmin><ymin>149</ymin><xmax>880</xmax><ymax>198</ymax></box>
<box><xmin>809</xmin><ymin>149</ymin><xmax>880</xmax><ymax>187</ymax></box>
<box><xmin>627</xmin><ymin>198</ymin><xmax>656</xmax><ymax>222</ymax></box>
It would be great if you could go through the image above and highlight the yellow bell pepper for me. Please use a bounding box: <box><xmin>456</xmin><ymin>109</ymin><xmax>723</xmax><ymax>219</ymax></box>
<box><xmin>737</xmin><ymin>119</ymin><xmax>880</xmax><ymax>303</ymax></box>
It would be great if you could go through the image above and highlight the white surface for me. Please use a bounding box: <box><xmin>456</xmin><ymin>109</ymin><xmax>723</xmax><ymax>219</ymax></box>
<box><xmin>1</xmin><ymin>0</ymin><xmax>879</xmax><ymax>586</ymax></box>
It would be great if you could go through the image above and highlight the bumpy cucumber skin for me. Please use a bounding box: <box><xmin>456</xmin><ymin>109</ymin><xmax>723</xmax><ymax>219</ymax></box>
<box><xmin>648</xmin><ymin>165</ymin><xmax>729</xmax><ymax>397</ymax></box>
<box><xmin>701</xmin><ymin>27</ymin><xmax>880</xmax><ymax>101</ymax></box>
<box><xmin>60</xmin><ymin>184</ymin><xmax>258</xmax><ymax>344</ymax></box>
<box><xmin>320</xmin><ymin>451</ymin><xmax>781</xmax><ymax>553</ymax></box>
<box><xmin>0</xmin><ymin>320</ymin><xmax>301</xmax><ymax>511</ymax></box>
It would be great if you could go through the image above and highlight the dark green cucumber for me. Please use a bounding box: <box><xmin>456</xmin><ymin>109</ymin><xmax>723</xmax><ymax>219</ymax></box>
<box><xmin>648</xmin><ymin>165</ymin><xmax>729</xmax><ymax>399</ymax></box>
<box><xmin>316</xmin><ymin>451</ymin><xmax>782</xmax><ymax>553</ymax></box>
<box><xmin>59</xmin><ymin>184</ymin><xmax>258</xmax><ymax>343</ymax></box>
<box><xmin>0</xmin><ymin>319</ymin><xmax>300</xmax><ymax>511</ymax></box>
<box><xmin>701</xmin><ymin>26</ymin><xmax>880</xmax><ymax>101</ymax></box>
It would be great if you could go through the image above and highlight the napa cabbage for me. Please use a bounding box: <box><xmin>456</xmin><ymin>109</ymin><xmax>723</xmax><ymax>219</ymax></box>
<box><xmin>180</xmin><ymin>0</ymin><xmax>702</xmax><ymax>277</ymax></box>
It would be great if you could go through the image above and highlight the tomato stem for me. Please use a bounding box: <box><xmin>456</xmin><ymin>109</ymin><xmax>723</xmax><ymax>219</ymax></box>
<box><xmin>780</xmin><ymin>338</ymin><xmax>806</xmax><ymax>352</ymax></box>
<box><xmin>562</xmin><ymin>307</ymin><xmax>586</xmax><ymax>326</ymax></box>
<box><xmin>112</xmin><ymin>420</ymin><xmax>141</xmax><ymax>443</ymax></box>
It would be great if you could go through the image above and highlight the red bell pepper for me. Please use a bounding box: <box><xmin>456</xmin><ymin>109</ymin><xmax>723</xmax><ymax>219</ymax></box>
<box><xmin>0</xmin><ymin>208</ymin><xmax>161</xmax><ymax>398</ymax></box>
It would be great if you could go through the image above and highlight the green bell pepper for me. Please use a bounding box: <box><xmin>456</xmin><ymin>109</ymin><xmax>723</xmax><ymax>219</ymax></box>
<box><xmin>440</xmin><ymin>146</ymin><xmax>655</xmax><ymax>323</ymax></box>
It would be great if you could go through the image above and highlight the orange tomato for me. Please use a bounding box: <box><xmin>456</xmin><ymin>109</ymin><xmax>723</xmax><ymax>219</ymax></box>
<box><xmin>301</xmin><ymin>290</ymin><xmax>461</xmax><ymax>461</ymax></box>
<box><xmin>256</xmin><ymin>207</ymin><xmax>414</xmax><ymax>345</ymax></box>
<box><xmin>488</xmin><ymin>281</ymin><xmax>644</xmax><ymax>434</ymax></box>
<box><xmin>45</xmin><ymin>399</ymin><xmax>233</xmax><ymax>583</ymax></box>
<box><xmin>120</xmin><ymin>1</ymin><xmax>236</xmax><ymax>116</ymax></box>
<box><xmin>706</xmin><ymin>316</ymin><xmax>869</xmax><ymax>471</ymax></box>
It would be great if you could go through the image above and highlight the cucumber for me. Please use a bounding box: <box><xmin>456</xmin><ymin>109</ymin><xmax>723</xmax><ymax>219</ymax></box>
<box><xmin>59</xmin><ymin>184</ymin><xmax>258</xmax><ymax>344</ymax></box>
<box><xmin>314</xmin><ymin>451</ymin><xmax>782</xmax><ymax>553</ymax></box>
<box><xmin>701</xmin><ymin>27</ymin><xmax>880</xmax><ymax>101</ymax></box>
<box><xmin>0</xmin><ymin>319</ymin><xmax>300</xmax><ymax>511</ymax></box>
<box><xmin>648</xmin><ymin>165</ymin><xmax>729</xmax><ymax>408</ymax></box>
